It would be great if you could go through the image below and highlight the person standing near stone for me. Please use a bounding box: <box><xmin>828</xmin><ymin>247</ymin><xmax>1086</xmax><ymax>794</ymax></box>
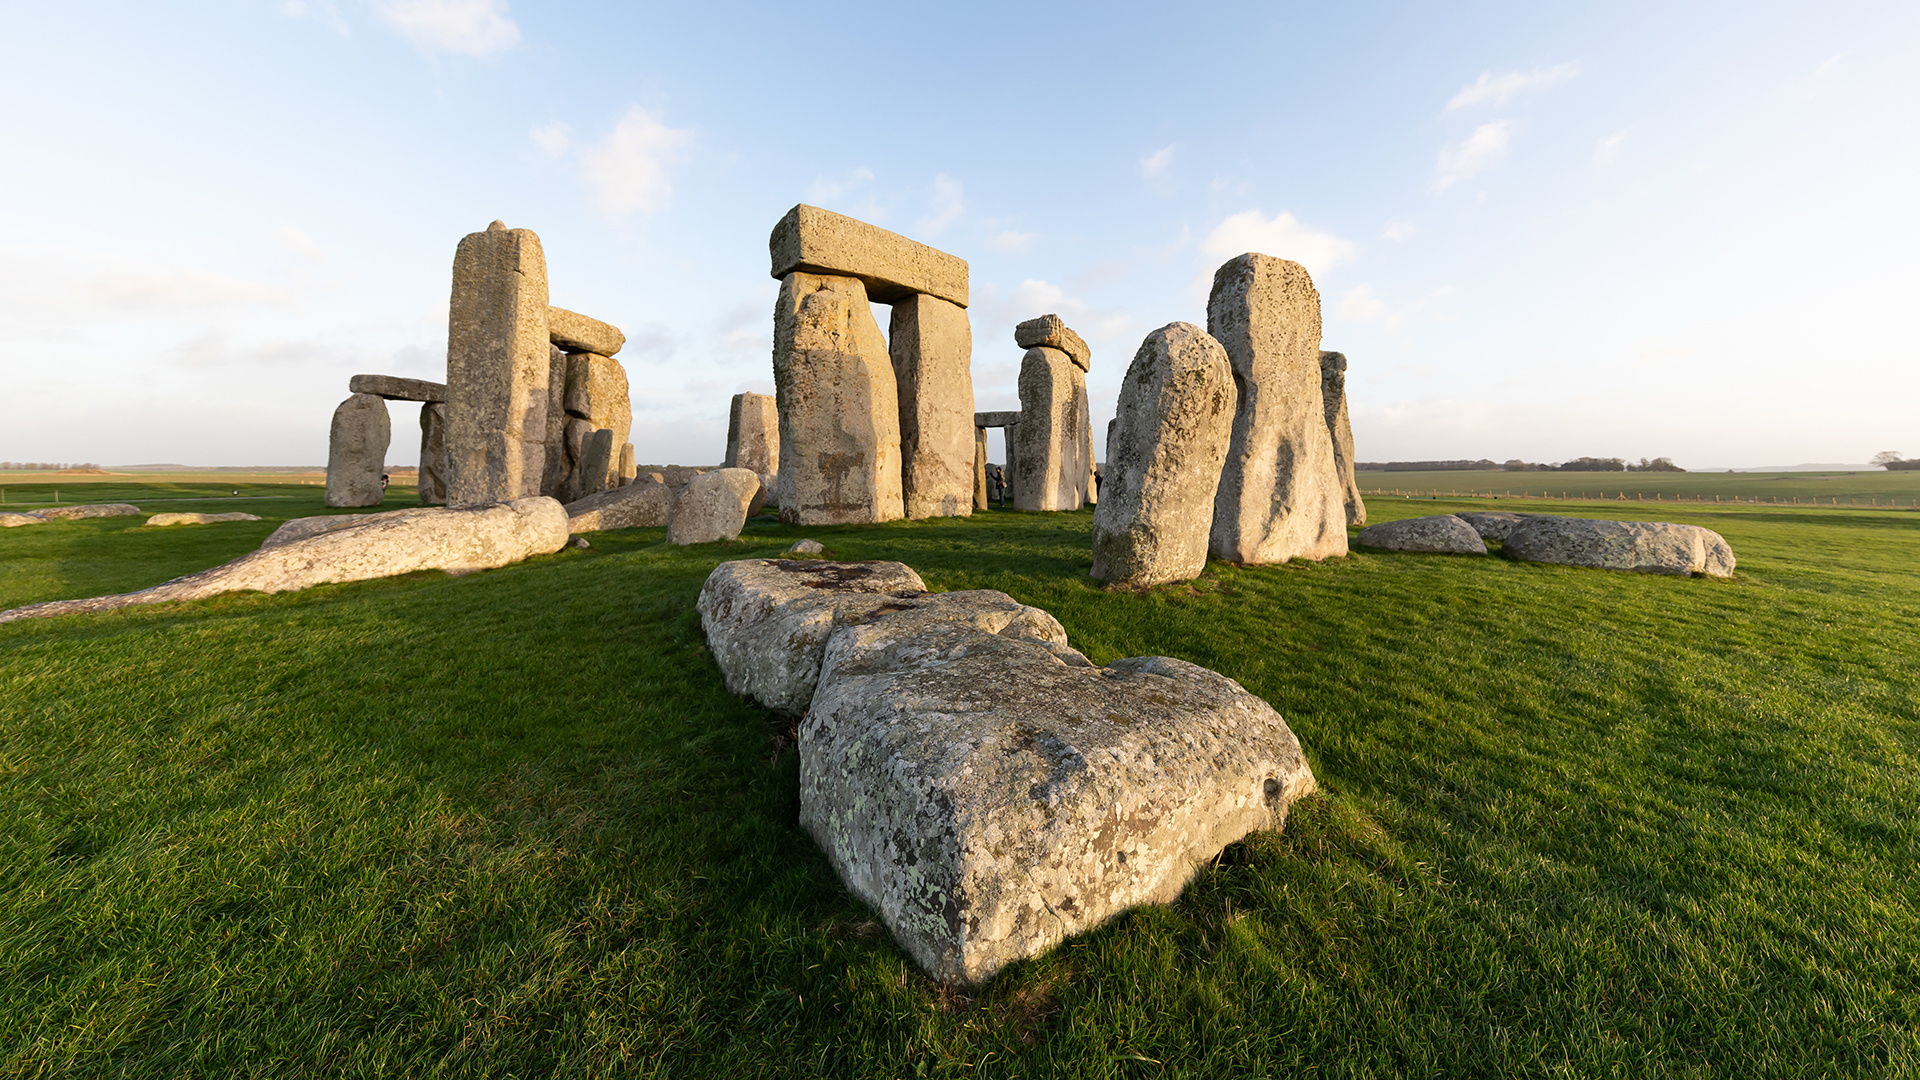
<box><xmin>1319</xmin><ymin>350</ymin><xmax>1366</xmax><ymax>527</ymax></box>
<box><xmin>325</xmin><ymin>392</ymin><xmax>390</xmax><ymax>508</ymax></box>
<box><xmin>1206</xmin><ymin>253</ymin><xmax>1349</xmax><ymax>564</ymax></box>
<box><xmin>1092</xmin><ymin>323</ymin><xmax>1237</xmax><ymax>587</ymax></box>
<box><xmin>445</xmin><ymin>221</ymin><xmax>551</xmax><ymax>505</ymax></box>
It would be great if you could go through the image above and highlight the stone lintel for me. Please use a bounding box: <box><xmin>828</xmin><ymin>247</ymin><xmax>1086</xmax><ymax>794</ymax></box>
<box><xmin>349</xmin><ymin>374</ymin><xmax>448</xmax><ymax>403</ymax></box>
<box><xmin>548</xmin><ymin>306</ymin><xmax>625</xmax><ymax>356</ymax></box>
<box><xmin>974</xmin><ymin>411</ymin><xmax>1020</xmax><ymax>428</ymax></box>
<box><xmin>770</xmin><ymin>204</ymin><xmax>968</xmax><ymax>308</ymax></box>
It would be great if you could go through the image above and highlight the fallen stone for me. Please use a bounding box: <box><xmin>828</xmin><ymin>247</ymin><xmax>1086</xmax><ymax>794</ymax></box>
<box><xmin>564</xmin><ymin>478</ymin><xmax>675</xmax><ymax>532</ymax></box>
<box><xmin>1455</xmin><ymin>511</ymin><xmax>1534</xmax><ymax>541</ymax></box>
<box><xmin>1502</xmin><ymin>517</ymin><xmax>1737</xmax><ymax>577</ymax></box>
<box><xmin>891</xmin><ymin>293</ymin><xmax>976</xmax><ymax>519</ymax></box>
<box><xmin>769</xmin><ymin>204</ymin><xmax>968</xmax><ymax>307</ymax></box>
<box><xmin>1208</xmin><ymin>254</ymin><xmax>1348</xmax><ymax>565</ymax></box>
<box><xmin>547</xmin><ymin>305</ymin><xmax>625</xmax><ymax>356</ymax></box>
<box><xmin>800</xmin><ymin>591</ymin><xmax>1316</xmax><ymax>986</ymax></box>
<box><xmin>0</xmin><ymin>499</ymin><xmax>569</xmax><ymax>623</ymax></box>
<box><xmin>695</xmin><ymin>558</ymin><xmax>930</xmax><ymax>715</ymax></box>
<box><xmin>566</xmin><ymin>535</ymin><xmax>591</xmax><ymax>550</ymax></box>
<box><xmin>773</xmin><ymin>271</ymin><xmax>904</xmax><ymax>525</ymax></box>
<box><xmin>1014</xmin><ymin>314</ymin><xmax>1090</xmax><ymax>371</ymax></box>
<box><xmin>325</xmin><ymin>392</ymin><xmax>390</xmax><ymax>508</ymax></box>
<box><xmin>349</xmin><ymin>374</ymin><xmax>448</xmax><ymax>403</ymax></box>
<box><xmin>1093</xmin><ymin>323</ymin><xmax>1237</xmax><ymax>587</ymax></box>
<box><xmin>144</xmin><ymin>512</ymin><xmax>263</xmax><ymax>527</ymax></box>
<box><xmin>446</xmin><ymin>222</ymin><xmax>551</xmax><ymax>504</ymax></box>
<box><xmin>669</xmin><ymin>467</ymin><xmax>760</xmax><ymax>545</ymax></box>
<box><xmin>0</xmin><ymin>512</ymin><xmax>49</xmax><ymax>527</ymax></box>
<box><xmin>261</xmin><ymin>511</ymin><xmax>395</xmax><ymax>548</ymax></box>
<box><xmin>1319</xmin><ymin>351</ymin><xmax>1366</xmax><ymax>527</ymax></box>
<box><xmin>419</xmin><ymin>402</ymin><xmax>449</xmax><ymax>506</ymax></box>
<box><xmin>1014</xmin><ymin>347</ymin><xmax>1081</xmax><ymax>511</ymax></box>
<box><xmin>1354</xmin><ymin>515</ymin><xmax>1486</xmax><ymax>555</ymax></box>
<box><xmin>786</xmin><ymin>539</ymin><xmax>825</xmax><ymax>555</ymax></box>
<box><xmin>33</xmin><ymin>503</ymin><xmax>143</xmax><ymax>520</ymax></box>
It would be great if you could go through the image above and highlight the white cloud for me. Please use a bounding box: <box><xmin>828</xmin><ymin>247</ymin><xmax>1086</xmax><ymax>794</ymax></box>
<box><xmin>1140</xmin><ymin>143</ymin><xmax>1178</xmax><ymax>178</ymax></box>
<box><xmin>1436</xmin><ymin>121</ymin><xmax>1511</xmax><ymax>189</ymax></box>
<box><xmin>576</xmin><ymin>105</ymin><xmax>694</xmax><ymax>218</ymax></box>
<box><xmin>985</xmin><ymin>230</ymin><xmax>1037</xmax><ymax>254</ymax></box>
<box><xmin>1595</xmin><ymin>130</ymin><xmax>1626</xmax><ymax>164</ymax></box>
<box><xmin>272</xmin><ymin>226</ymin><xmax>330</xmax><ymax>261</ymax></box>
<box><xmin>281</xmin><ymin>0</ymin><xmax>349</xmax><ymax>35</ymax></box>
<box><xmin>530</xmin><ymin>121</ymin><xmax>572</xmax><ymax>157</ymax></box>
<box><xmin>368</xmin><ymin>0</ymin><xmax>519</xmax><ymax>58</ymax></box>
<box><xmin>1337</xmin><ymin>285</ymin><xmax>1388</xmax><ymax>322</ymax></box>
<box><xmin>1446</xmin><ymin>64</ymin><xmax>1577</xmax><ymax>111</ymax></box>
<box><xmin>92</xmin><ymin>269</ymin><xmax>297</xmax><ymax>310</ymax></box>
<box><xmin>1200</xmin><ymin>209</ymin><xmax>1359</xmax><ymax>282</ymax></box>
<box><xmin>1383</xmin><ymin>221</ymin><xmax>1415</xmax><ymax>241</ymax></box>
<box><xmin>914</xmin><ymin>174</ymin><xmax>964</xmax><ymax>236</ymax></box>
<box><xmin>807</xmin><ymin>167</ymin><xmax>875</xmax><ymax>204</ymax></box>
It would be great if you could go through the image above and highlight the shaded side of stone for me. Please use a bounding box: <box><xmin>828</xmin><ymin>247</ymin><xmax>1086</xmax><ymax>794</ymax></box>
<box><xmin>891</xmin><ymin>294</ymin><xmax>976</xmax><ymax>519</ymax></box>
<box><xmin>350</xmin><ymin>374</ymin><xmax>448</xmax><ymax>403</ymax></box>
<box><xmin>418</xmin><ymin>402</ymin><xmax>449</xmax><ymax>505</ymax></box>
<box><xmin>446</xmin><ymin>225</ymin><xmax>550</xmax><ymax>504</ymax></box>
<box><xmin>1319</xmin><ymin>350</ymin><xmax>1366</xmax><ymax>527</ymax></box>
<box><xmin>326</xmin><ymin>392</ymin><xmax>390</xmax><ymax>508</ymax></box>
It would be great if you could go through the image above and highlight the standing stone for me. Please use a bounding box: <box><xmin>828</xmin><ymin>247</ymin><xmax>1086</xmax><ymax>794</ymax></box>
<box><xmin>618</xmin><ymin>443</ymin><xmax>636</xmax><ymax>487</ymax></box>
<box><xmin>1014</xmin><ymin>347</ymin><xmax>1079</xmax><ymax>511</ymax></box>
<box><xmin>564</xmin><ymin>351</ymin><xmax>632</xmax><ymax>491</ymax></box>
<box><xmin>668</xmin><ymin>467</ymin><xmax>761</xmax><ymax>545</ymax></box>
<box><xmin>446</xmin><ymin>221</ymin><xmax>550</xmax><ymax>504</ymax></box>
<box><xmin>725</xmin><ymin>391</ymin><xmax>780</xmax><ymax>516</ymax></box>
<box><xmin>974</xmin><ymin>426</ymin><xmax>990</xmax><ymax>510</ymax></box>
<box><xmin>772</xmin><ymin>271</ymin><xmax>904</xmax><ymax>525</ymax></box>
<box><xmin>540</xmin><ymin>344</ymin><xmax>570</xmax><ymax>499</ymax></box>
<box><xmin>1072</xmin><ymin>369</ymin><xmax>1095</xmax><ymax>505</ymax></box>
<box><xmin>418</xmin><ymin>402</ymin><xmax>448</xmax><ymax>505</ymax></box>
<box><xmin>1320</xmin><ymin>351</ymin><xmax>1366</xmax><ymax>527</ymax></box>
<box><xmin>1093</xmin><ymin>323</ymin><xmax>1237</xmax><ymax>587</ymax></box>
<box><xmin>1207</xmin><ymin>254</ymin><xmax>1348</xmax><ymax>564</ymax></box>
<box><xmin>326</xmin><ymin>392</ymin><xmax>390</xmax><ymax>508</ymax></box>
<box><xmin>578</xmin><ymin>429</ymin><xmax>615</xmax><ymax>500</ymax></box>
<box><xmin>890</xmin><ymin>294</ymin><xmax>975</xmax><ymax>519</ymax></box>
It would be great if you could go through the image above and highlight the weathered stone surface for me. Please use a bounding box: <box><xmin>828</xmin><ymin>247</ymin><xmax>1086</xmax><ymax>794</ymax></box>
<box><xmin>1319</xmin><ymin>351</ymin><xmax>1365</xmax><ymax>527</ymax></box>
<box><xmin>1207</xmin><ymin>254</ymin><xmax>1348</xmax><ymax>565</ymax></box>
<box><xmin>30</xmin><ymin>504</ymin><xmax>143</xmax><ymax>520</ymax></box>
<box><xmin>974</xmin><ymin>426</ymin><xmax>990</xmax><ymax>510</ymax></box>
<box><xmin>1093</xmin><ymin>323</ymin><xmax>1237</xmax><ymax>587</ymax></box>
<box><xmin>1014</xmin><ymin>347</ymin><xmax>1081</xmax><ymax>511</ymax></box>
<box><xmin>1072</xmin><ymin>368</ymin><xmax>1095</xmax><ymax>505</ymax></box>
<box><xmin>1354</xmin><ymin>515</ymin><xmax>1486</xmax><ymax>554</ymax></box>
<box><xmin>1014</xmin><ymin>314</ymin><xmax>1090</xmax><ymax>372</ymax></box>
<box><xmin>0</xmin><ymin>499</ymin><xmax>569</xmax><ymax>623</ymax></box>
<box><xmin>261</xmin><ymin>511</ymin><xmax>393</xmax><ymax>548</ymax></box>
<box><xmin>419</xmin><ymin>402</ymin><xmax>448</xmax><ymax>506</ymax></box>
<box><xmin>562</xmin><ymin>352</ymin><xmax>631</xmax><ymax>493</ymax></box>
<box><xmin>669</xmin><ymin>467</ymin><xmax>760</xmax><ymax>545</ymax></box>
<box><xmin>787</xmin><ymin>539</ymin><xmax>825</xmax><ymax>555</ymax></box>
<box><xmin>695</xmin><ymin>559</ymin><xmax>929</xmax><ymax>715</ymax></box>
<box><xmin>1455</xmin><ymin>511</ymin><xmax>1533</xmax><ymax>541</ymax></box>
<box><xmin>540</xmin><ymin>344</ymin><xmax>570</xmax><ymax>498</ymax></box>
<box><xmin>725</xmin><ymin>391</ymin><xmax>780</xmax><ymax>514</ymax></box>
<box><xmin>578</xmin><ymin>428</ymin><xmax>615</xmax><ymax>499</ymax></box>
<box><xmin>564</xmin><ymin>479</ymin><xmax>675</xmax><ymax>532</ymax></box>
<box><xmin>618</xmin><ymin>442</ymin><xmax>636</xmax><ymax>487</ymax></box>
<box><xmin>547</xmin><ymin>306</ymin><xmax>625</xmax><ymax>356</ymax></box>
<box><xmin>326</xmin><ymin>393</ymin><xmax>391</xmax><ymax>508</ymax></box>
<box><xmin>145</xmin><ymin>512</ymin><xmax>262</xmax><ymax>526</ymax></box>
<box><xmin>1502</xmin><ymin>517</ymin><xmax>1737</xmax><ymax>577</ymax></box>
<box><xmin>799</xmin><ymin>591</ymin><xmax>1316</xmax><ymax>985</ymax></box>
<box><xmin>770</xmin><ymin>204</ymin><xmax>968</xmax><ymax>308</ymax></box>
<box><xmin>0</xmin><ymin>513</ymin><xmax>49</xmax><ymax>527</ymax></box>
<box><xmin>773</xmin><ymin>271</ymin><xmax>904</xmax><ymax>525</ymax></box>
<box><xmin>349</xmin><ymin>374</ymin><xmax>447</xmax><ymax>403</ymax></box>
<box><xmin>446</xmin><ymin>223</ymin><xmax>550</xmax><ymax>504</ymax></box>
<box><xmin>891</xmin><ymin>293</ymin><xmax>976</xmax><ymax>519</ymax></box>
<box><xmin>974</xmin><ymin>411</ymin><xmax>1020</xmax><ymax>428</ymax></box>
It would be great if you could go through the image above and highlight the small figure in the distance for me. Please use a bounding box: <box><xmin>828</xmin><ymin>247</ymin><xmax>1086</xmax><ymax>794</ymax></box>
<box><xmin>988</xmin><ymin>464</ymin><xmax>1006</xmax><ymax>508</ymax></box>
<box><xmin>380</xmin><ymin>473</ymin><xmax>390</xmax><ymax>491</ymax></box>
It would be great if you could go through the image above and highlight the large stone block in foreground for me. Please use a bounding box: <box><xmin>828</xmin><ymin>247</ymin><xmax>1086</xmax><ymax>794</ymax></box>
<box><xmin>773</xmin><ymin>271</ymin><xmax>904</xmax><ymax>525</ymax></box>
<box><xmin>1207</xmin><ymin>254</ymin><xmax>1348</xmax><ymax>565</ymax></box>
<box><xmin>326</xmin><ymin>392</ymin><xmax>390</xmax><ymax>508</ymax></box>
<box><xmin>696</xmin><ymin>559</ymin><xmax>1317</xmax><ymax>986</ymax></box>
<box><xmin>1503</xmin><ymin>517</ymin><xmax>1736</xmax><ymax>577</ymax></box>
<box><xmin>1093</xmin><ymin>323</ymin><xmax>1237</xmax><ymax>587</ymax></box>
<box><xmin>0</xmin><ymin>499</ymin><xmax>569</xmax><ymax>623</ymax></box>
<box><xmin>891</xmin><ymin>293</ymin><xmax>976</xmax><ymax>519</ymax></box>
<box><xmin>1319</xmin><ymin>351</ymin><xmax>1366</xmax><ymax>527</ymax></box>
<box><xmin>446</xmin><ymin>222</ymin><xmax>551</xmax><ymax>504</ymax></box>
<box><xmin>770</xmin><ymin>204</ymin><xmax>968</xmax><ymax>307</ymax></box>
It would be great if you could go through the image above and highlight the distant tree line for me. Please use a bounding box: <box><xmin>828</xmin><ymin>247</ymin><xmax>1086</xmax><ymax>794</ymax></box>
<box><xmin>0</xmin><ymin>462</ymin><xmax>101</xmax><ymax>470</ymax></box>
<box><xmin>1872</xmin><ymin>451</ymin><xmax>1920</xmax><ymax>471</ymax></box>
<box><xmin>1356</xmin><ymin>456</ymin><xmax>1685</xmax><ymax>472</ymax></box>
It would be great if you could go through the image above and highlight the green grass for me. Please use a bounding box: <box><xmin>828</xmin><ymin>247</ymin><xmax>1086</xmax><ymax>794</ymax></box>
<box><xmin>1356</xmin><ymin>468</ymin><xmax>1920</xmax><ymax>505</ymax></box>
<box><xmin>2</xmin><ymin>489</ymin><xmax>1917</xmax><ymax>1077</ymax></box>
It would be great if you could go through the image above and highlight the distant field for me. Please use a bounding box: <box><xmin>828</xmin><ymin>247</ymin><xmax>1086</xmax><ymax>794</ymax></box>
<box><xmin>1356</xmin><ymin>468</ymin><xmax>1920</xmax><ymax>505</ymax></box>
<box><xmin>0</xmin><ymin>477</ymin><xmax>415</xmax><ymax>510</ymax></box>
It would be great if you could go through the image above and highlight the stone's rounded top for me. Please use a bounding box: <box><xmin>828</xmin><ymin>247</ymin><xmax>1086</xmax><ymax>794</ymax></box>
<box><xmin>487</xmin><ymin>220</ymin><xmax>506</xmax><ymax>231</ymax></box>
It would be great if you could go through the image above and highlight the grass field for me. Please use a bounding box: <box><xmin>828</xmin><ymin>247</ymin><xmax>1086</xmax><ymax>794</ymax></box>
<box><xmin>2</xmin><ymin>488</ymin><xmax>1917</xmax><ymax>1077</ymax></box>
<box><xmin>1356</xmin><ymin>468</ymin><xmax>1920</xmax><ymax>505</ymax></box>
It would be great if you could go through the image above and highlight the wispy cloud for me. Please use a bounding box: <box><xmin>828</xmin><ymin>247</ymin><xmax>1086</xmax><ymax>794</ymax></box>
<box><xmin>1595</xmin><ymin>130</ymin><xmax>1626</xmax><ymax>164</ymax></box>
<box><xmin>530</xmin><ymin>121</ymin><xmax>572</xmax><ymax>157</ymax></box>
<box><xmin>280</xmin><ymin>0</ymin><xmax>349</xmax><ymax>35</ymax></box>
<box><xmin>368</xmin><ymin>0</ymin><xmax>519</xmax><ymax>58</ymax></box>
<box><xmin>1330</xmin><ymin>284</ymin><xmax>1456</xmax><ymax>333</ymax></box>
<box><xmin>272</xmin><ymin>226</ymin><xmax>331</xmax><ymax>262</ymax></box>
<box><xmin>1436</xmin><ymin>121</ymin><xmax>1511</xmax><ymax>189</ymax></box>
<box><xmin>914</xmin><ymin>174</ymin><xmax>964</xmax><ymax>236</ymax></box>
<box><xmin>807</xmin><ymin>167</ymin><xmax>875</xmax><ymax>204</ymax></box>
<box><xmin>1200</xmin><ymin>209</ymin><xmax>1358</xmax><ymax>282</ymax></box>
<box><xmin>1446</xmin><ymin>64</ymin><xmax>1577</xmax><ymax>110</ymax></box>
<box><xmin>559</xmin><ymin>105</ymin><xmax>694</xmax><ymax>219</ymax></box>
<box><xmin>984</xmin><ymin>230</ymin><xmax>1037</xmax><ymax>254</ymax></box>
<box><xmin>1383</xmin><ymin>221</ymin><xmax>1415</xmax><ymax>241</ymax></box>
<box><xmin>1140</xmin><ymin>143</ymin><xmax>1178</xmax><ymax>178</ymax></box>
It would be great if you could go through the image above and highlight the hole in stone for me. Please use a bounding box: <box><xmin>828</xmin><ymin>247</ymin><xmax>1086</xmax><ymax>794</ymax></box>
<box><xmin>1263</xmin><ymin>777</ymin><xmax>1280</xmax><ymax>803</ymax></box>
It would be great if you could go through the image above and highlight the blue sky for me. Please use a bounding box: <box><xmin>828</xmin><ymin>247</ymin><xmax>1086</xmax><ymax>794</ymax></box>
<box><xmin>3</xmin><ymin>0</ymin><xmax>1915</xmax><ymax>469</ymax></box>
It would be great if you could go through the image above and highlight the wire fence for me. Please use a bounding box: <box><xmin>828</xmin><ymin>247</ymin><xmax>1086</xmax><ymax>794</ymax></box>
<box><xmin>1371</xmin><ymin>489</ymin><xmax>1918</xmax><ymax>508</ymax></box>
